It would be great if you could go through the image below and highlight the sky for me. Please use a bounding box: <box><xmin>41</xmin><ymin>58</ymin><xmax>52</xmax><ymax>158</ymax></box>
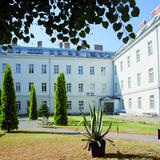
<box><xmin>18</xmin><ymin>0</ymin><xmax>160</xmax><ymax>52</ymax></box>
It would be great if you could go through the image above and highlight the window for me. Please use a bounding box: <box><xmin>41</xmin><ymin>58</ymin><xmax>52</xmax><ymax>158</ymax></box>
<box><xmin>2</xmin><ymin>63</ymin><xmax>6</xmax><ymax>72</ymax></box>
<box><xmin>115</xmin><ymin>83</ymin><xmax>117</xmax><ymax>93</ymax></box>
<box><xmin>121</xmin><ymin>80</ymin><xmax>124</xmax><ymax>90</ymax></box>
<box><xmin>54</xmin><ymin>83</ymin><xmax>56</xmax><ymax>92</ymax></box>
<box><xmin>41</xmin><ymin>65</ymin><xmax>46</xmax><ymax>74</ymax></box>
<box><xmin>101</xmin><ymin>67</ymin><xmax>106</xmax><ymax>76</ymax></box>
<box><xmin>29</xmin><ymin>82</ymin><xmax>34</xmax><ymax>91</ymax></box>
<box><xmin>67</xmin><ymin>83</ymin><xmax>71</xmax><ymax>92</ymax></box>
<box><xmin>127</xmin><ymin>56</ymin><xmax>130</xmax><ymax>67</ymax></box>
<box><xmin>67</xmin><ymin>101</ymin><xmax>72</xmax><ymax>109</ymax></box>
<box><xmin>42</xmin><ymin>83</ymin><xmax>47</xmax><ymax>92</ymax></box>
<box><xmin>128</xmin><ymin>98</ymin><xmax>132</xmax><ymax>109</ymax></box>
<box><xmin>148</xmin><ymin>68</ymin><xmax>154</xmax><ymax>83</ymax></box>
<box><xmin>16</xmin><ymin>64</ymin><xmax>21</xmax><ymax>73</ymax></box>
<box><xmin>128</xmin><ymin>77</ymin><xmax>131</xmax><ymax>89</ymax></box>
<box><xmin>79</xmin><ymin>101</ymin><xmax>84</xmax><ymax>110</ymax></box>
<box><xmin>54</xmin><ymin>65</ymin><xmax>59</xmax><ymax>74</ymax></box>
<box><xmin>136</xmin><ymin>50</ymin><xmax>140</xmax><ymax>62</ymax></box>
<box><xmin>101</xmin><ymin>83</ymin><xmax>106</xmax><ymax>93</ymax></box>
<box><xmin>16</xmin><ymin>101</ymin><xmax>21</xmax><ymax>111</ymax></box>
<box><xmin>148</xmin><ymin>41</ymin><xmax>153</xmax><ymax>56</ymax></box>
<box><xmin>16</xmin><ymin>82</ymin><xmax>21</xmax><ymax>92</ymax></box>
<box><xmin>78</xmin><ymin>66</ymin><xmax>83</xmax><ymax>75</ymax></box>
<box><xmin>90</xmin><ymin>67</ymin><xmax>95</xmax><ymax>75</ymax></box>
<box><xmin>138</xmin><ymin>97</ymin><xmax>142</xmax><ymax>109</ymax></box>
<box><xmin>29</xmin><ymin>64</ymin><xmax>34</xmax><ymax>73</ymax></box>
<box><xmin>78</xmin><ymin>83</ymin><xmax>83</xmax><ymax>92</ymax></box>
<box><xmin>90</xmin><ymin>83</ymin><xmax>95</xmax><ymax>93</ymax></box>
<box><xmin>115</xmin><ymin>66</ymin><xmax>117</xmax><ymax>75</ymax></box>
<box><xmin>150</xmin><ymin>95</ymin><xmax>155</xmax><ymax>109</ymax></box>
<box><xmin>66</xmin><ymin>65</ymin><xmax>71</xmax><ymax>74</ymax></box>
<box><xmin>137</xmin><ymin>73</ymin><xmax>141</xmax><ymax>87</ymax></box>
<box><xmin>120</xmin><ymin>61</ymin><xmax>123</xmax><ymax>71</ymax></box>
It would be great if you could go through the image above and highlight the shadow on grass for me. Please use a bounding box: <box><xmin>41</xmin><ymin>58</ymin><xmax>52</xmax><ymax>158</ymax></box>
<box><xmin>9</xmin><ymin>130</ymin><xmax>79</xmax><ymax>135</ymax></box>
<box><xmin>0</xmin><ymin>133</ymin><xmax>5</xmax><ymax>138</ymax></box>
<box><xmin>104</xmin><ymin>151</ymin><xmax>159</xmax><ymax>160</ymax></box>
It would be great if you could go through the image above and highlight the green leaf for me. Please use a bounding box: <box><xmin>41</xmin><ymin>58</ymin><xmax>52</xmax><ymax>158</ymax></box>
<box><xmin>51</xmin><ymin>37</ymin><xmax>56</xmax><ymax>43</ymax></box>
<box><xmin>23</xmin><ymin>36</ymin><xmax>30</xmax><ymax>43</ymax></box>
<box><xmin>125</xmin><ymin>24</ymin><xmax>133</xmax><ymax>32</ymax></box>
<box><xmin>12</xmin><ymin>37</ymin><xmax>18</xmax><ymax>44</ymax></box>
<box><xmin>79</xmin><ymin>31</ymin><xmax>86</xmax><ymax>38</ymax></box>
<box><xmin>117</xmin><ymin>32</ymin><xmax>123</xmax><ymax>40</ymax></box>
<box><xmin>129</xmin><ymin>32</ymin><xmax>136</xmax><ymax>39</ymax></box>
<box><xmin>85</xmin><ymin>27</ymin><xmax>90</xmax><ymax>34</ymax></box>
<box><xmin>113</xmin><ymin>23</ymin><xmax>122</xmax><ymax>31</ymax></box>
<box><xmin>123</xmin><ymin>36</ymin><xmax>129</xmax><ymax>44</ymax></box>
<box><xmin>77</xmin><ymin>45</ymin><xmax>82</xmax><ymax>51</ymax></box>
<box><xmin>131</xmin><ymin>6</ymin><xmax>140</xmax><ymax>17</ymax></box>
<box><xmin>30</xmin><ymin>34</ymin><xmax>34</xmax><ymax>38</ymax></box>
<box><xmin>102</xmin><ymin>21</ymin><xmax>109</xmax><ymax>29</ymax></box>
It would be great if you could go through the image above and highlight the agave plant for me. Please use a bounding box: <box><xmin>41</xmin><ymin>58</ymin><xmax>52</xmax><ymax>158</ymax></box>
<box><xmin>76</xmin><ymin>105</ymin><xmax>114</xmax><ymax>146</ymax></box>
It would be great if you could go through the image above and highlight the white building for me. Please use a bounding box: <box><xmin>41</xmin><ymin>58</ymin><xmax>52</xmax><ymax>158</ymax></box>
<box><xmin>0</xmin><ymin>5</ymin><xmax>160</xmax><ymax>116</ymax></box>
<box><xmin>113</xmin><ymin>5</ymin><xmax>160</xmax><ymax>116</ymax></box>
<box><xmin>0</xmin><ymin>44</ymin><xmax>117</xmax><ymax>115</ymax></box>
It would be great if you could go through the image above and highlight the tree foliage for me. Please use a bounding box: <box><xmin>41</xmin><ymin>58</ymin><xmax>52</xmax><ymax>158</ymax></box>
<box><xmin>29</xmin><ymin>85</ymin><xmax>38</xmax><ymax>120</ymax></box>
<box><xmin>0</xmin><ymin>0</ymin><xmax>140</xmax><ymax>50</ymax></box>
<box><xmin>54</xmin><ymin>72</ymin><xmax>68</xmax><ymax>125</ymax></box>
<box><xmin>39</xmin><ymin>103</ymin><xmax>50</xmax><ymax>118</ymax></box>
<box><xmin>0</xmin><ymin>88</ymin><xmax>1</xmax><ymax>113</ymax></box>
<box><xmin>0</xmin><ymin>64</ymin><xmax>19</xmax><ymax>130</ymax></box>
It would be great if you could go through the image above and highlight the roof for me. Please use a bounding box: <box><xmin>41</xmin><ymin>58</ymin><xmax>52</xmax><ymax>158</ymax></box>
<box><xmin>0</xmin><ymin>45</ymin><xmax>115</xmax><ymax>59</ymax></box>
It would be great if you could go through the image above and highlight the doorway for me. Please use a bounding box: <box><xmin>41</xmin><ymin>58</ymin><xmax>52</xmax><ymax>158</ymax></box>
<box><xmin>103</xmin><ymin>102</ymin><xmax>114</xmax><ymax>115</ymax></box>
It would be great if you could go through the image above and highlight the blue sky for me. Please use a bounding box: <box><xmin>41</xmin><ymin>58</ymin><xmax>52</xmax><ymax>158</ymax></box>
<box><xmin>19</xmin><ymin>1</ymin><xmax>160</xmax><ymax>51</ymax></box>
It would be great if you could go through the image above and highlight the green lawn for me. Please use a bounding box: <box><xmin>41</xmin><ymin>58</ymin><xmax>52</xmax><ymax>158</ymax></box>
<box><xmin>46</xmin><ymin>115</ymin><xmax>159</xmax><ymax>135</ymax></box>
<box><xmin>0</xmin><ymin>133</ymin><xmax>159</xmax><ymax>160</ymax></box>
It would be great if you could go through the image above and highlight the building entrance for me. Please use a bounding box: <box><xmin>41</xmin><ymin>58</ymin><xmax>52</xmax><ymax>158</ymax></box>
<box><xmin>103</xmin><ymin>102</ymin><xmax>114</xmax><ymax>115</ymax></box>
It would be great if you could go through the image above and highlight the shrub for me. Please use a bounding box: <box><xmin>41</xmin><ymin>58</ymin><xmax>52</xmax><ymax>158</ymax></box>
<box><xmin>39</xmin><ymin>103</ymin><xmax>50</xmax><ymax>118</ymax></box>
<box><xmin>0</xmin><ymin>64</ymin><xmax>19</xmax><ymax>131</ymax></box>
<box><xmin>54</xmin><ymin>72</ymin><xmax>68</xmax><ymax>125</ymax></box>
<box><xmin>29</xmin><ymin>85</ymin><xmax>38</xmax><ymax>120</ymax></box>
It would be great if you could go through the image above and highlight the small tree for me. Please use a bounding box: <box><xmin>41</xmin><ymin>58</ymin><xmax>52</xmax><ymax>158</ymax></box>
<box><xmin>39</xmin><ymin>103</ymin><xmax>50</xmax><ymax>118</ymax></box>
<box><xmin>54</xmin><ymin>72</ymin><xmax>68</xmax><ymax>125</ymax></box>
<box><xmin>0</xmin><ymin>64</ymin><xmax>18</xmax><ymax>131</ymax></box>
<box><xmin>29</xmin><ymin>85</ymin><xmax>38</xmax><ymax>120</ymax></box>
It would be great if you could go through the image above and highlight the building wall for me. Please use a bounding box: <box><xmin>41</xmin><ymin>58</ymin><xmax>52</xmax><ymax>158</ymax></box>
<box><xmin>0</xmin><ymin>54</ymin><xmax>113</xmax><ymax>114</ymax></box>
<box><xmin>113</xmin><ymin>15</ymin><xmax>160</xmax><ymax>115</ymax></box>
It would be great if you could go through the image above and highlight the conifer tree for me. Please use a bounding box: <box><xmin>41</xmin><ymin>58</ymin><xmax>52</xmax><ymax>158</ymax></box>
<box><xmin>29</xmin><ymin>85</ymin><xmax>38</xmax><ymax>120</ymax></box>
<box><xmin>0</xmin><ymin>64</ymin><xmax>18</xmax><ymax>131</ymax></box>
<box><xmin>39</xmin><ymin>103</ymin><xmax>50</xmax><ymax>118</ymax></box>
<box><xmin>54</xmin><ymin>72</ymin><xmax>68</xmax><ymax>125</ymax></box>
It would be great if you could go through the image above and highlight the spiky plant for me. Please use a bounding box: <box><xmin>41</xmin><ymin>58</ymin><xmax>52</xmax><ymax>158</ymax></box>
<box><xmin>77</xmin><ymin>106</ymin><xmax>114</xmax><ymax>146</ymax></box>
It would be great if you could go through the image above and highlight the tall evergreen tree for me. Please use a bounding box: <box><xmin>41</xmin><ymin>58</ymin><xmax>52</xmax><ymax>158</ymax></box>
<box><xmin>54</xmin><ymin>72</ymin><xmax>68</xmax><ymax>125</ymax></box>
<box><xmin>0</xmin><ymin>64</ymin><xmax>18</xmax><ymax>131</ymax></box>
<box><xmin>29</xmin><ymin>85</ymin><xmax>38</xmax><ymax>120</ymax></box>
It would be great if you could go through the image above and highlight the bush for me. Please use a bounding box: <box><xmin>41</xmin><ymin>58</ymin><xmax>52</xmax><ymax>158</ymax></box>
<box><xmin>29</xmin><ymin>85</ymin><xmax>38</xmax><ymax>120</ymax></box>
<box><xmin>39</xmin><ymin>103</ymin><xmax>50</xmax><ymax>118</ymax></box>
<box><xmin>0</xmin><ymin>64</ymin><xmax>19</xmax><ymax>131</ymax></box>
<box><xmin>54</xmin><ymin>72</ymin><xmax>68</xmax><ymax>125</ymax></box>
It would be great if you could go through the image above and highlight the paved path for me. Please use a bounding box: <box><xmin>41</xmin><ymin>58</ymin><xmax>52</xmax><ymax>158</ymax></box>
<box><xmin>18</xmin><ymin>118</ymin><xmax>160</xmax><ymax>143</ymax></box>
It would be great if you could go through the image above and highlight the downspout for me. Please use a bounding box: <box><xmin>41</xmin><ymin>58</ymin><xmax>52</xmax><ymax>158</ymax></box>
<box><xmin>156</xmin><ymin>26</ymin><xmax>160</xmax><ymax>115</ymax></box>
<box><xmin>48</xmin><ymin>55</ymin><xmax>51</xmax><ymax>113</ymax></box>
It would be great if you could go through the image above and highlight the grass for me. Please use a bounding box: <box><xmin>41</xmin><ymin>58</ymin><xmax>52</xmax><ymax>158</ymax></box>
<box><xmin>45</xmin><ymin>115</ymin><xmax>160</xmax><ymax>135</ymax></box>
<box><xmin>0</xmin><ymin>133</ymin><xmax>159</xmax><ymax>160</ymax></box>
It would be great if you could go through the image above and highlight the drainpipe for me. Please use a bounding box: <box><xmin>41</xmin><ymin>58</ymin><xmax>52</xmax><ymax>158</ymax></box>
<box><xmin>156</xmin><ymin>26</ymin><xmax>160</xmax><ymax>115</ymax></box>
<box><xmin>48</xmin><ymin>55</ymin><xmax>51</xmax><ymax>113</ymax></box>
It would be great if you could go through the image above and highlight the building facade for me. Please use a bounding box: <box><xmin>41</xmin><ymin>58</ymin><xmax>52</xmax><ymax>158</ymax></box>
<box><xmin>0</xmin><ymin>46</ymin><xmax>116</xmax><ymax>114</ymax></box>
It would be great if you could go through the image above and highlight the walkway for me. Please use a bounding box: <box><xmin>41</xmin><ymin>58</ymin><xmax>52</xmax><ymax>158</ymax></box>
<box><xmin>18</xmin><ymin>118</ymin><xmax>159</xmax><ymax>143</ymax></box>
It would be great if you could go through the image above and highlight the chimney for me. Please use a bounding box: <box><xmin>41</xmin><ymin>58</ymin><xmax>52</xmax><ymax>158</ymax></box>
<box><xmin>37</xmin><ymin>41</ymin><xmax>42</xmax><ymax>48</ymax></box>
<box><xmin>64</xmin><ymin>42</ymin><xmax>70</xmax><ymax>49</ymax></box>
<box><xmin>139</xmin><ymin>20</ymin><xmax>147</xmax><ymax>29</ymax></box>
<box><xmin>59</xmin><ymin>42</ymin><xmax>63</xmax><ymax>48</ymax></box>
<box><xmin>151</xmin><ymin>5</ymin><xmax>160</xmax><ymax>17</ymax></box>
<box><xmin>94</xmin><ymin>44</ymin><xmax>103</xmax><ymax>51</ymax></box>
